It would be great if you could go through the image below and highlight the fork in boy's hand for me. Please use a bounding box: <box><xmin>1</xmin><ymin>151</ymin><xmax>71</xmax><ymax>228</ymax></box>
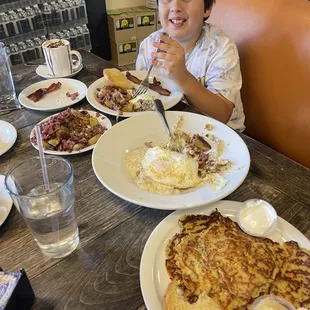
<box><xmin>132</xmin><ymin>32</ymin><xmax>169</xmax><ymax>99</ymax></box>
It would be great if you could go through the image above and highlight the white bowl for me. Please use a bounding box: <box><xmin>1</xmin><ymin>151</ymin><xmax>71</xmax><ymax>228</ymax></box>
<box><xmin>92</xmin><ymin>111</ymin><xmax>251</xmax><ymax>210</ymax></box>
<box><xmin>237</xmin><ymin>199</ymin><xmax>278</xmax><ymax>237</ymax></box>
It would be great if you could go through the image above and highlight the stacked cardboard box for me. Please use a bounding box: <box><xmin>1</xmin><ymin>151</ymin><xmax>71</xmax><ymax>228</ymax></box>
<box><xmin>108</xmin><ymin>6</ymin><xmax>160</xmax><ymax>66</ymax></box>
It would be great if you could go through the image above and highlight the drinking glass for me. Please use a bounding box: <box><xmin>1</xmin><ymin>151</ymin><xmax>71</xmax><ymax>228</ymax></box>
<box><xmin>5</xmin><ymin>156</ymin><xmax>79</xmax><ymax>258</ymax></box>
<box><xmin>0</xmin><ymin>42</ymin><xmax>20</xmax><ymax>109</ymax></box>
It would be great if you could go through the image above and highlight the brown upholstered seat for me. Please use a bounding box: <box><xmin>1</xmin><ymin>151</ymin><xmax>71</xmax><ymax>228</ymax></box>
<box><xmin>209</xmin><ymin>0</ymin><xmax>310</xmax><ymax>168</ymax></box>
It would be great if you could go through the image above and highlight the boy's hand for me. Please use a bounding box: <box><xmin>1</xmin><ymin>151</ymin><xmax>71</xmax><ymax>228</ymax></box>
<box><xmin>151</xmin><ymin>35</ymin><xmax>189</xmax><ymax>85</ymax></box>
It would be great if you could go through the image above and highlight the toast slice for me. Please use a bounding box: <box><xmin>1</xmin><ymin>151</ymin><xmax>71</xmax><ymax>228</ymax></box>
<box><xmin>103</xmin><ymin>68</ymin><xmax>133</xmax><ymax>89</ymax></box>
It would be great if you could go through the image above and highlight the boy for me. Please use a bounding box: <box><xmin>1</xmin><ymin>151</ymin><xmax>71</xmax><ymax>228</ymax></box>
<box><xmin>136</xmin><ymin>0</ymin><xmax>245</xmax><ymax>131</ymax></box>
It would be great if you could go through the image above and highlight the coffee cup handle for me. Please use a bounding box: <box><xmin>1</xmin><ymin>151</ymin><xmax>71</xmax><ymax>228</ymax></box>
<box><xmin>70</xmin><ymin>50</ymin><xmax>82</xmax><ymax>71</ymax></box>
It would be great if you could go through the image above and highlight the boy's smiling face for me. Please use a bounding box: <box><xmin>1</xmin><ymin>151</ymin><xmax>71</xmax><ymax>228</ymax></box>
<box><xmin>158</xmin><ymin>0</ymin><xmax>211</xmax><ymax>44</ymax></box>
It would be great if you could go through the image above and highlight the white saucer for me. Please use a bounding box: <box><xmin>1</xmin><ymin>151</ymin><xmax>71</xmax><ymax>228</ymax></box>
<box><xmin>0</xmin><ymin>120</ymin><xmax>17</xmax><ymax>156</ymax></box>
<box><xmin>0</xmin><ymin>175</ymin><xmax>13</xmax><ymax>226</ymax></box>
<box><xmin>36</xmin><ymin>64</ymin><xmax>83</xmax><ymax>79</ymax></box>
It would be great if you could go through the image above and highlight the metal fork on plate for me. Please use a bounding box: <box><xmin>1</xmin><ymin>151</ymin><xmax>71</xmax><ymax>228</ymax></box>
<box><xmin>132</xmin><ymin>32</ymin><xmax>168</xmax><ymax>99</ymax></box>
<box><xmin>132</xmin><ymin>63</ymin><xmax>154</xmax><ymax>99</ymax></box>
<box><xmin>154</xmin><ymin>99</ymin><xmax>182</xmax><ymax>153</ymax></box>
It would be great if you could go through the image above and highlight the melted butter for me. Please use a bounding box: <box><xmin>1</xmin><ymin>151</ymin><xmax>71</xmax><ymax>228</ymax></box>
<box><xmin>217</xmin><ymin>140</ymin><xmax>225</xmax><ymax>158</ymax></box>
<box><xmin>125</xmin><ymin>147</ymin><xmax>146</xmax><ymax>178</ymax></box>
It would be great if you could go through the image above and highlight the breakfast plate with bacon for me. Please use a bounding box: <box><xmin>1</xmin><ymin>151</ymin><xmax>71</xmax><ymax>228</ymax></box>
<box><xmin>86</xmin><ymin>68</ymin><xmax>183</xmax><ymax>117</ymax></box>
<box><xmin>18</xmin><ymin>78</ymin><xmax>87</xmax><ymax>112</ymax></box>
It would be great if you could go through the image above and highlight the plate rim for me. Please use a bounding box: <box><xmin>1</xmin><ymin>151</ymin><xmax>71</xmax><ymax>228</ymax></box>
<box><xmin>18</xmin><ymin>78</ymin><xmax>88</xmax><ymax>112</ymax></box>
<box><xmin>92</xmin><ymin>110</ymin><xmax>251</xmax><ymax>210</ymax></box>
<box><xmin>139</xmin><ymin>200</ymin><xmax>310</xmax><ymax>310</ymax></box>
<box><xmin>30</xmin><ymin>109</ymin><xmax>112</xmax><ymax>156</ymax></box>
<box><xmin>0</xmin><ymin>174</ymin><xmax>13</xmax><ymax>226</ymax></box>
<box><xmin>0</xmin><ymin>120</ymin><xmax>17</xmax><ymax>156</ymax></box>
<box><xmin>86</xmin><ymin>70</ymin><xmax>183</xmax><ymax>118</ymax></box>
<box><xmin>36</xmin><ymin>64</ymin><xmax>84</xmax><ymax>79</ymax></box>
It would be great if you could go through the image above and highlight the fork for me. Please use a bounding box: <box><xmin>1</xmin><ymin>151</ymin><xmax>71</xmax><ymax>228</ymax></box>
<box><xmin>132</xmin><ymin>32</ymin><xmax>168</xmax><ymax>99</ymax></box>
<box><xmin>154</xmin><ymin>99</ymin><xmax>173</xmax><ymax>138</ymax></box>
<box><xmin>132</xmin><ymin>63</ymin><xmax>154</xmax><ymax>99</ymax></box>
<box><xmin>154</xmin><ymin>99</ymin><xmax>182</xmax><ymax>153</ymax></box>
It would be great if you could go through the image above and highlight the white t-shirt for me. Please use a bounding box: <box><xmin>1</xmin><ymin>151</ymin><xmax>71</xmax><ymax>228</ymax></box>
<box><xmin>136</xmin><ymin>23</ymin><xmax>245</xmax><ymax>131</ymax></box>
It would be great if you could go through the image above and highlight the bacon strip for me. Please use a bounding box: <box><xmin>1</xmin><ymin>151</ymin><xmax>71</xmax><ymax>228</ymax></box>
<box><xmin>126</xmin><ymin>72</ymin><xmax>171</xmax><ymax>96</ymax></box>
<box><xmin>27</xmin><ymin>82</ymin><xmax>62</xmax><ymax>102</ymax></box>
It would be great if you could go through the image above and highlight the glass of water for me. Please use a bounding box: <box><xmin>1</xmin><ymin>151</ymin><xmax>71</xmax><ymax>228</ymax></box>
<box><xmin>0</xmin><ymin>42</ymin><xmax>21</xmax><ymax>109</ymax></box>
<box><xmin>5</xmin><ymin>156</ymin><xmax>79</xmax><ymax>258</ymax></box>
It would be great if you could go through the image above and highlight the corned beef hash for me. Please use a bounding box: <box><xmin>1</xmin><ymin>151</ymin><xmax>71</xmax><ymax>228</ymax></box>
<box><xmin>31</xmin><ymin>108</ymin><xmax>107</xmax><ymax>152</ymax></box>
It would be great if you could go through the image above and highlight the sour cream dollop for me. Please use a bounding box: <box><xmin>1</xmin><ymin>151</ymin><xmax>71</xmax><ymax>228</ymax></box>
<box><xmin>238</xmin><ymin>199</ymin><xmax>277</xmax><ymax>236</ymax></box>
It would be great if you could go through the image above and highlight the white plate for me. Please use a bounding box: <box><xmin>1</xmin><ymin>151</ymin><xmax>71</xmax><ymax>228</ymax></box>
<box><xmin>92</xmin><ymin>111</ymin><xmax>250</xmax><ymax>210</ymax></box>
<box><xmin>0</xmin><ymin>120</ymin><xmax>17</xmax><ymax>156</ymax></box>
<box><xmin>0</xmin><ymin>175</ymin><xmax>13</xmax><ymax>226</ymax></box>
<box><xmin>140</xmin><ymin>200</ymin><xmax>310</xmax><ymax>310</ymax></box>
<box><xmin>30</xmin><ymin>110</ymin><xmax>112</xmax><ymax>156</ymax></box>
<box><xmin>36</xmin><ymin>64</ymin><xmax>83</xmax><ymax>79</ymax></box>
<box><xmin>86</xmin><ymin>70</ymin><xmax>183</xmax><ymax>117</ymax></box>
<box><xmin>18</xmin><ymin>78</ymin><xmax>87</xmax><ymax>112</ymax></box>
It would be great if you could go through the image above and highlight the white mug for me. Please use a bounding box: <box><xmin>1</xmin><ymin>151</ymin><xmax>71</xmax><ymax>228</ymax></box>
<box><xmin>42</xmin><ymin>39</ymin><xmax>82</xmax><ymax>77</ymax></box>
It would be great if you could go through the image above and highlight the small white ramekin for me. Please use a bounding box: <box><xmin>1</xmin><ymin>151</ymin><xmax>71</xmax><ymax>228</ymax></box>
<box><xmin>237</xmin><ymin>199</ymin><xmax>278</xmax><ymax>237</ymax></box>
<box><xmin>250</xmin><ymin>295</ymin><xmax>296</xmax><ymax>310</ymax></box>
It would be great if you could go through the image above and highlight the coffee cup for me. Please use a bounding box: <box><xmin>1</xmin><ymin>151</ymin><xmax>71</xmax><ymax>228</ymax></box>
<box><xmin>42</xmin><ymin>39</ymin><xmax>82</xmax><ymax>77</ymax></box>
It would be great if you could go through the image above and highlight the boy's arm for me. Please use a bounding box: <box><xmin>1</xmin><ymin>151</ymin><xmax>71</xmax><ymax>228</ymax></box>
<box><xmin>174</xmin><ymin>72</ymin><xmax>234</xmax><ymax>124</ymax></box>
<box><xmin>136</xmin><ymin>41</ymin><xmax>148</xmax><ymax>71</ymax></box>
<box><xmin>152</xmin><ymin>35</ymin><xmax>241</xmax><ymax>124</ymax></box>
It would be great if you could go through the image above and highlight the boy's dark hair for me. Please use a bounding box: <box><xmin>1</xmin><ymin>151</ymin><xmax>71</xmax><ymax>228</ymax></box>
<box><xmin>203</xmin><ymin>0</ymin><xmax>216</xmax><ymax>11</ymax></box>
<box><xmin>203</xmin><ymin>0</ymin><xmax>216</xmax><ymax>21</ymax></box>
<box><xmin>156</xmin><ymin>0</ymin><xmax>216</xmax><ymax>20</ymax></box>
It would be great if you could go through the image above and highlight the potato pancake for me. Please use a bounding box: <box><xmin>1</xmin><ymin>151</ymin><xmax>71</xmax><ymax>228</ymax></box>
<box><xmin>165</xmin><ymin>211</ymin><xmax>310</xmax><ymax>309</ymax></box>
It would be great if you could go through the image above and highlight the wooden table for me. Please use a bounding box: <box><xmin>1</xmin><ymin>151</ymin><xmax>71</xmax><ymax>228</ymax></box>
<box><xmin>0</xmin><ymin>50</ymin><xmax>309</xmax><ymax>310</ymax></box>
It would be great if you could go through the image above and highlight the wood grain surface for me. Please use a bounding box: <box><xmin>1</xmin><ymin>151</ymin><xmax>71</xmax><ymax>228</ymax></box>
<box><xmin>0</xmin><ymin>50</ymin><xmax>309</xmax><ymax>310</ymax></box>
